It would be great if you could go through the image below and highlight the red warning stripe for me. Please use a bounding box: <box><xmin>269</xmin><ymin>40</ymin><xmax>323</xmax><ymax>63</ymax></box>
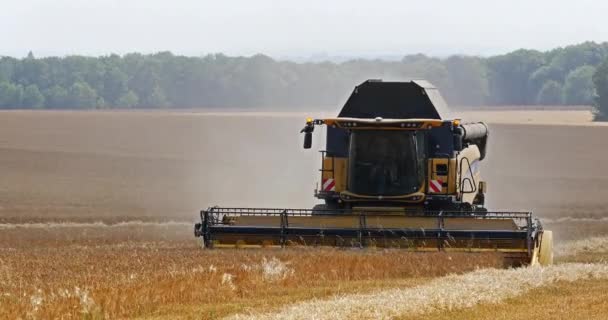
<box><xmin>429</xmin><ymin>179</ymin><xmax>443</xmax><ymax>193</ymax></box>
<box><xmin>322</xmin><ymin>178</ymin><xmax>336</xmax><ymax>191</ymax></box>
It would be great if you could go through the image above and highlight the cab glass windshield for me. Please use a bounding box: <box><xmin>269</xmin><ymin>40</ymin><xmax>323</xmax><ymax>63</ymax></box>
<box><xmin>348</xmin><ymin>130</ymin><xmax>425</xmax><ymax>196</ymax></box>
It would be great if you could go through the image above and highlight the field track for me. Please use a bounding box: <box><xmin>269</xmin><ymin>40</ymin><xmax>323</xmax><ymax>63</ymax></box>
<box><xmin>229</xmin><ymin>263</ymin><xmax>608</xmax><ymax>320</ymax></box>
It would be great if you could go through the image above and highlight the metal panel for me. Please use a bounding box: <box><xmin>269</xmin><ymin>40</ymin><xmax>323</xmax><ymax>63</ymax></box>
<box><xmin>428</xmin><ymin>122</ymin><xmax>455</xmax><ymax>157</ymax></box>
<box><xmin>337</xmin><ymin>80</ymin><xmax>448</xmax><ymax>120</ymax></box>
<box><xmin>326</xmin><ymin>126</ymin><xmax>349</xmax><ymax>157</ymax></box>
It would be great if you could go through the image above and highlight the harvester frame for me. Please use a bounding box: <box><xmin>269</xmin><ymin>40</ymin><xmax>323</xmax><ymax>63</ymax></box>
<box><xmin>195</xmin><ymin>207</ymin><xmax>547</xmax><ymax>266</ymax></box>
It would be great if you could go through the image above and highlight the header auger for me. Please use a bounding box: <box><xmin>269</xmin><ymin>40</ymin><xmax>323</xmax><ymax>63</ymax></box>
<box><xmin>195</xmin><ymin>80</ymin><xmax>553</xmax><ymax>267</ymax></box>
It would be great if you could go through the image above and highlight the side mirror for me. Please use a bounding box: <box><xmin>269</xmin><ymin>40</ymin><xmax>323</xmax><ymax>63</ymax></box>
<box><xmin>301</xmin><ymin>119</ymin><xmax>315</xmax><ymax>149</ymax></box>
<box><xmin>303</xmin><ymin>132</ymin><xmax>312</xmax><ymax>149</ymax></box>
<box><xmin>478</xmin><ymin>181</ymin><xmax>487</xmax><ymax>193</ymax></box>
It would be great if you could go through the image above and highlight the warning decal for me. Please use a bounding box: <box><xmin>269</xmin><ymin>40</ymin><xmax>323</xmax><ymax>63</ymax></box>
<box><xmin>429</xmin><ymin>179</ymin><xmax>443</xmax><ymax>193</ymax></box>
<box><xmin>322</xmin><ymin>178</ymin><xmax>336</xmax><ymax>192</ymax></box>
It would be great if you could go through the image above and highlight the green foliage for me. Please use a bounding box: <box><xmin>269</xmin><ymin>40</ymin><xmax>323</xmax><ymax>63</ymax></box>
<box><xmin>102</xmin><ymin>67</ymin><xmax>129</xmax><ymax>106</ymax></box>
<box><xmin>43</xmin><ymin>85</ymin><xmax>68</xmax><ymax>109</ymax></box>
<box><xmin>0</xmin><ymin>81</ymin><xmax>23</xmax><ymax>108</ymax></box>
<box><xmin>66</xmin><ymin>81</ymin><xmax>99</xmax><ymax>109</ymax></box>
<box><xmin>593</xmin><ymin>59</ymin><xmax>608</xmax><ymax>120</ymax></box>
<box><xmin>547</xmin><ymin>42</ymin><xmax>608</xmax><ymax>74</ymax></box>
<box><xmin>141</xmin><ymin>86</ymin><xmax>169</xmax><ymax>108</ymax></box>
<box><xmin>528</xmin><ymin>65</ymin><xmax>563</xmax><ymax>99</ymax></box>
<box><xmin>22</xmin><ymin>84</ymin><xmax>45</xmax><ymax>109</ymax></box>
<box><xmin>486</xmin><ymin>49</ymin><xmax>545</xmax><ymax>105</ymax></box>
<box><xmin>563</xmin><ymin>65</ymin><xmax>596</xmax><ymax>105</ymax></box>
<box><xmin>536</xmin><ymin>80</ymin><xmax>564</xmax><ymax>105</ymax></box>
<box><xmin>116</xmin><ymin>91</ymin><xmax>139</xmax><ymax>108</ymax></box>
<box><xmin>1</xmin><ymin>43</ymin><xmax>608</xmax><ymax>109</ymax></box>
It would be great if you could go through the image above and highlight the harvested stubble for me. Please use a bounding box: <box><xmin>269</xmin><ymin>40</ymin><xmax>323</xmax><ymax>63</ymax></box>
<box><xmin>409</xmin><ymin>278</ymin><xmax>608</xmax><ymax>320</ymax></box>
<box><xmin>0</xmin><ymin>228</ymin><xmax>502</xmax><ymax>319</ymax></box>
<box><xmin>231</xmin><ymin>263</ymin><xmax>608</xmax><ymax>320</ymax></box>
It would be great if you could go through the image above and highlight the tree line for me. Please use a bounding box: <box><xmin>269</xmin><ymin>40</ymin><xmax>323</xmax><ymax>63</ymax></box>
<box><xmin>593</xmin><ymin>58</ymin><xmax>608</xmax><ymax>120</ymax></box>
<box><xmin>1</xmin><ymin>42</ymin><xmax>608</xmax><ymax>112</ymax></box>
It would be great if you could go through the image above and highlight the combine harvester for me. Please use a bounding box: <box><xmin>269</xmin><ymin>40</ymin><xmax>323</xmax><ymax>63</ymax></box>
<box><xmin>195</xmin><ymin>80</ymin><xmax>553</xmax><ymax>267</ymax></box>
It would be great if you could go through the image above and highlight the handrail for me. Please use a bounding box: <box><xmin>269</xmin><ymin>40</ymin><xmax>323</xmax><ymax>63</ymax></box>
<box><xmin>203</xmin><ymin>206</ymin><xmax>532</xmax><ymax>220</ymax></box>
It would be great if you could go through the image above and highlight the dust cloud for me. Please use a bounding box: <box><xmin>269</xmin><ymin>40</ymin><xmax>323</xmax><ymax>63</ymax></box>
<box><xmin>0</xmin><ymin>111</ymin><xmax>327</xmax><ymax>222</ymax></box>
<box><xmin>480</xmin><ymin>123</ymin><xmax>608</xmax><ymax>241</ymax></box>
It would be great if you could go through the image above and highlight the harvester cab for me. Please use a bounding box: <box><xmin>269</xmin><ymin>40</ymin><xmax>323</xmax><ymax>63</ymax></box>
<box><xmin>303</xmin><ymin>80</ymin><xmax>488</xmax><ymax>212</ymax></box>
<box><xmin>195</xmin><ymin>80</ymin><xmax>553</xmax><ymax>267</ymax></box>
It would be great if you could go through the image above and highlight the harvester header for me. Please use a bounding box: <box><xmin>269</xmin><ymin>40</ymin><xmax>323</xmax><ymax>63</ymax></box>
<box><xmin>195</xmin><ymin>79</ymin><xmax>553</xmax><ymax>267</ymax></box>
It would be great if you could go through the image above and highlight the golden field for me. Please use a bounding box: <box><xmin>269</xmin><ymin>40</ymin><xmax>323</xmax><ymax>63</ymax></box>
<box><xmin>1</xmin><ymin>110</ymin><xmax>607</xmax><ymax>319</ymax></box>
<box><xmin>0</xmin><ymin>239</ymin><xmax>500</xmax><ymax>319</ymax></box>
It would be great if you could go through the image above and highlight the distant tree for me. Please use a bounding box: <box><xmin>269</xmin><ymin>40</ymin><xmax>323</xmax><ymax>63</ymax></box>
<box><xmin>116</xmin><ymin>90</ymin><xmax>139</xmax><ymax>108</ymax></box>
<box><xmin>17</xmin><ymin>52</ymin><xmax>49</xmax><ymax>88</ymax></box>
<box><xmin>593</xmin><ymin>59</ymin><xmax>608</xmax><ymax>120</ymax></box>
<box><xmin>536</xmin><ymin>80</ymin><xmax>564</xmax><ymax>105</ymax></box>
<box><xmin>443</xmin><ymin>56</ymin><xmax>488</xmax><ymax>106</ymax></box>
<box><xmin>394</xmin><ymin>55</ymin><xmax>450</xmax><ymax>90</ymax></box>
<box><xmin>141</xmin><ymin>86</ymin><xmax>169</xmax><ymax>108</ymax></box>
<box><xmin>563</xmin><ymin>65</ymin><xmax>596</xmax><ymax>105</ymax></box>
<box><xmin>547</xmin><ymin>42</ymin><xmax>608</xmax><ymax>74</ymax></box>
<box><xmin>0</xmin><ymin>81</ymin><xmax>23</xmax><ymax>108</ymax></box>
<box><xmin>102</xmin><ymin>66</ymin><xmax>129</xmax><ymax>106</ymax></box>
<box><xmin>486</xmin><ymin>49</ymin><xmax>545</xmax><ymax>105</ymax></box>
<box><xmin>1</xmin><ymin>43</ymin><xmax>608</xmax><ymax>110</ymax></box>
<box><xmin>528</xmin><ymin>65</ymin><xmax>563</xmax><ymax>99</ymax></box>
<box><xmin>43</xmin><ymin>85</ymin><xmax>68</xmax><ymax>109</ymax></box>
<box><xmin>123</xmin><ymin>54</ymin><xmax>166</xmax><ymax>107</ymax></box>
<box><xmin>96</xmin><ymin>96</ymin><xmax>106</xmax><ymax>109</ymax></box>
<box><xmin>21</xmin><ymin>84</ymin><xmax>45</xmax><ymax>109</ymax></box>
<box><xmin>0</xmin><ymin>57</ymin><xmax>17</xmax><ymax>83</ymax></box>
<box><xmin>66</xmin><ymin>81</ymin><xmax>99</xmax><ymax>109</ymax></box>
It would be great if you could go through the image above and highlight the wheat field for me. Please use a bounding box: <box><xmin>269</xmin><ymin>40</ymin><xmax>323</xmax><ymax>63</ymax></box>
<box><xmin>0</xmin><ymin>235</ymin><xmax>501</xmax><ymax>319</ymax></box>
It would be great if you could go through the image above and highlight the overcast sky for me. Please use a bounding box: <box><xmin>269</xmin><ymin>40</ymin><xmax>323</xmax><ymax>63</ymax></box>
<box><xmin>1</xmin><ymin>0</ymin><xmax>607</xmax><ymax>60</ymax></box>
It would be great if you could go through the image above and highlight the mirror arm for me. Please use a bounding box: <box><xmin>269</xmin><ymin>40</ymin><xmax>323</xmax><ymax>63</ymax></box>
<box><xmin>302</xmin><ymin>120</ymin><xmax>316</xmax><ymax>149</ymax></box>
